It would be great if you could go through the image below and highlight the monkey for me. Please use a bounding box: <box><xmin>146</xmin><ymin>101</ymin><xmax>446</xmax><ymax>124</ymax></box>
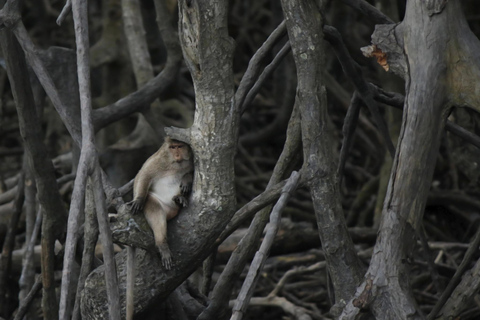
<box><xmin>130</xmin><ymin>136</ymin><xmax>193</xmax><ymax>266</ymax></box>
<box><xmin>126</xmin><ymin>137</ymin><xmax>193</xmax><ymax>320</ymax></box>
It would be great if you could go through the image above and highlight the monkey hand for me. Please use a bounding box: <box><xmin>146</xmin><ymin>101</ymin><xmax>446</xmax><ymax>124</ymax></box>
<box><xmin>180</xmin><ymin>181</ymin><xmax>192</xmax><ymax>195</ymax></box>
<box><xmin>180</xmin><ymin>172</ymin><xmax>193</xmax><ymax>195</ymax></box>
<box><xmin>128</xmin><ymin>198</ymin><xmax>145</xmax><ymax>215</ymax></box>
<box><xmin>173</xmin><ymin>195</ymin><xmax>188</xmax><ymax>208</ymax></box>
<box><xmin>158</xmin><ymin>243</ymin><xmax>173</xmax><ymax>270</ymax></box>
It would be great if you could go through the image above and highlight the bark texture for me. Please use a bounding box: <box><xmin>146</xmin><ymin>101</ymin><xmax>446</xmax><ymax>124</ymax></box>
<box><xmin>341</xmin><ymin>1</ymin><xmax>480</xmax><ymax>318</ymax></box>
<box><xmin>0</xmin><ymin>27</ymin><xmax>67</xmax><ymax>320</ymax></box>
<box><xmin>81</xmin><ymin>1</ymin><xmax>238</xmax><ymax>318</ymax></box>
<box><xmin>280</xmin><ymin>0</ymin><xmax>364</xmax><ymax>313</ymax></box>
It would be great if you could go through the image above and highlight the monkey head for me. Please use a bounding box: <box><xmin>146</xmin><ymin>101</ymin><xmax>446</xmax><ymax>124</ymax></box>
<box><xmin>166</xmin><ymin>137</ymin><xmax>192</xmax><ymax>163</ymax></box>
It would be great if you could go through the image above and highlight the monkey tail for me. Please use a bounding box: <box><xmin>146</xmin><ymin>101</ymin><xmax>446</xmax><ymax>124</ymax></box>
<box><xmin>126</xmin><ymin>246</ymin><xmax>136</xmax><ymax>320</ymax></box>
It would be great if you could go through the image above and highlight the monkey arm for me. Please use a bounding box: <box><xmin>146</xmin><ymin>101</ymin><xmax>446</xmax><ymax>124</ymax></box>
<box><xmin>129</xmin><ymin>198</ymin><xmax>145</xmax><ymax>215</ymax></box>
<box><xmin>175</xmin><ymin>171</ymin><xmax>193</xmax><ymax>207</ymax></box>
<box><xmin>130</xmin><ymin>164</ymin><xmax>156</xmax><ymax>214</ymax></box>
<box><xmin>180</xmin><ymin>171</ymin><xmax>193</xmax><ymax>195</ymax></box>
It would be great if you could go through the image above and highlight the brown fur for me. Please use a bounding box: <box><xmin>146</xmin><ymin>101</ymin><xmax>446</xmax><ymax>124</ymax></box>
<box><xmin>126</xmin><ymin>137</ymin><xmax>193</xmax><ymax>320</ymax></box>
<box><xmin>131</xmin><ymin>136</ymin><xmax>193</xmax><ymax>265</ymax></box>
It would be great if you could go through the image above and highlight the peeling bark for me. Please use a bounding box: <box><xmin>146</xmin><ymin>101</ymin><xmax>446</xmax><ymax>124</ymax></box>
<box><xmin>340</xmin><ymin>1</ymin><xmax>480</xmax><ymax>318</ymax></box>
<box><xmin>81</xmin><ymin>1</ymin><xmax>237</xmax><ymax>318</ymax></box>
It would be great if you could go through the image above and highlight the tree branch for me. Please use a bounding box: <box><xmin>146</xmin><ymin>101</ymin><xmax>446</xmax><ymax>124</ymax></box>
<box><xmin>340</xmin><ymin>0</ymin><xmax>394</xmax><ymax>24</ymax></box>
<box><xmin>324</xmin><ymin>25</ymin><xmax>395</xmax><ymax>158</ymax></box>
<box><xmin>82</xmin><ymin>0</ymin><xmax>238</xmax><ymax>318</ymax></box>
<box><xmin>235</xmin><ymin>20</ymin><xmax>287</xmax><ymax>112</ymax></box>
<box><xmin>61</xmin><ymin>0</ymin><xmax>121</xmax><ymax>319</ymax></box>
<box><xmin>231</xmin><ymin>171</ymin><xmax>301</xmax><ymax>320</ymax></box>
<box><xmin>199</xmin><ymin>104</ymin><xmax>302</xmax><ymax>319</ymax></box>
<box><xmin>0</xmin><ymin>22</ymin><xmax>66</xmax><ymax>320</ymax></box>
<box><xmin>281</xmin><ymin>1</ymin><xmax>364</xmax><ymax>314</ymax></box>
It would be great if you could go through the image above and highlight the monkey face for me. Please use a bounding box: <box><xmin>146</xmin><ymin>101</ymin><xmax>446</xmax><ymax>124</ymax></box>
<box><xmin>169</xmin><ymin>143</ymin><xmax>190</xmax><ymax>162</ymax></box>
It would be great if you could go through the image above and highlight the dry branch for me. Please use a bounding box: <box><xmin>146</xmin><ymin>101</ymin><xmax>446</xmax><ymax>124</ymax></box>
<box><xmin>0</xmin><ymin>21</ymin><xmax>66</xmax><ymax>319</ymax></box>
<box><xmin>199</xmin><ymin>106</ymin><xmax>302</xmax><ymax>319</ymax></box>
<box><xmin>340</xmin><ymin>1</ymin><xmax>480</xmax><ymax>318</ymax></box>
<box><xmin>62</xmin><ymin>0</ymin><xmax>121</xmax><ymax>319</ymax></box>
<box><xmin>281</xmin><ymin>0</ymin><xmax>364</xmax><ymax>313</ymax></box>
<box><xmin>231</xmin><ymin>171</ymin><xmax>301</xmax><ymax>320</ymax></box>
<box><xmin>82</xmin><ymin>0</ymin><xmax>239</xmax><ymax>318</ymax></box>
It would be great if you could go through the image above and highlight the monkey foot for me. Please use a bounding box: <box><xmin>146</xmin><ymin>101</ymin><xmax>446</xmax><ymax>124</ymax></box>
<box><xmin>173</xmin><ymin>195</ymin><xmax>188</xmax><ymax>208</ymax></box>
<box><xmin>128</xmin><ymin>198</ymin><xmax>145</xmax><ymax>215</ymax></box>
<box><xmin>158</xmin><ymin>244</ymin><xmax>173</xmax><ymax>270</ymax></box>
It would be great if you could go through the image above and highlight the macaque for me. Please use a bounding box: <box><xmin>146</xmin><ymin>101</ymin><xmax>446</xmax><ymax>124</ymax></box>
<box><xmin>130</xmin><ymin>136</ymin><xmax>194</xmax><ymax>268</ymax></box>
<box><xmin>126</xmin><ymin>137</ymin><xmax>193</xmax><ymax>320</ymax></box>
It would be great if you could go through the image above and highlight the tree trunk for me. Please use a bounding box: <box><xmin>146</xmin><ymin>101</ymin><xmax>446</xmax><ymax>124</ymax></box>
<box><xmin>80</xmin><ymin>0</ymin><xmax>238</xmax><ymax>318</ymax></box>
<box><xmin>341</xmin><ymin>1</ymin><xmax>480</xmax><ymax>318</ymax></box>
<box><xmin>280</xmin><ymin>0</ymin><xmax>364</xmax><ymax>314</ymax></box>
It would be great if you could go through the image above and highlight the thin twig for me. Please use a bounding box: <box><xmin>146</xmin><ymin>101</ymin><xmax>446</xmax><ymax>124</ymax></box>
<box><xmin>338</xmin><ymin>92</ymin><xmax>362</xmax><ymax>185</ymax></box>
<box><xmin>72</xmin><ymin>181</ymin><xmax>99</xmax><ymax>320</ymax></box>
<box><xmin>58</xmin><ymin>0</ymin><xmax>95</xmax><ymax>312</ymax></box>
<box><xmin>0</xmin><ymin>172</ymin><xmax>24</xmax><ymax>316</ymax></box>
<box><xmin>200</xmin><ymin>107</ymin><xmax>302</xmax><ymax>320</ymax></box>
<box><xmin>231</xmin><ymin>296</ymin><xmax>319</xmax><ymax>320</ymax></box>
<box><xmin>61</xmin><ymin>0</ymin><xmax>122</xmax><ymax>319</ymax></box>
<box><xmin>268</xmin><ymin>262</ymin><xmax>326</xmax><ymax>298</ymax></box>
<box><xmin>58</xmin><ymin>0</ymin><xmax>121</xmax><ymax>317</ymax></box>
<box><xmin>59</xmin><ymin>152</ymin><xmax>90</xmax><ymax>319</ymax></box>
<box><xmin>340</xmin><ymin>0</ymin><xmax>394</xmax><ymax>24</ymax></box>
<box><xmin>217</xmin><ymin>179</ymin><xmax>287</xmax><ymax>245</ymax></box>
<box><xmin>235</xmin><ymin>20</ymin><xmax>287</xmax><ymax>112</ymax></box>
<box><xmin>241</xmin><ymin>41</ymin><xmax>291</xmax><ymax>114</ymax></box>
<box><xmin>370</xmin><ymin>83</ymin><xmax>480</xmax><ymax>149</ymax></box>
<box><xmin>92</xmin><ymin>166</ymin><xmax>121</xmax><ymax>320</ymax></box>
<box><xmin>231</xmin><ymin>171</ymin><xmax>301</xmax><ymax>320</ymax></box>
<box><xmin>18</xmin><ymin>165</ymin><xmax>36</xmax><ymax>304</ymax></box>
<box><xmin>18</xmin><ymin>207</ymin><xmax>43</xmax><ymax>306</ymax></box>
<box><xmin>427</xmin><ymin>223</ymin><xmax>480</xmax><ymax>320</ymax></box>
<box><xmin>13</xmin><ymin>276</ymin><xmax>43</xmax><ymax>320</ymax></box>
<box><xmin>417</xmin><ymin>225</ymin><xmax>444</xmax><ymax>294</ymax></box>
<box><xmin>57</xmin><ymin>0</ymin><xmax>72</xmax><ymax>25</ymax></box>
<box><xmin>13</xmin><ymin>22</ymin><xmax>82</xmax><ymax>145</ymax></box>
<box><xmin>323</xmin><ymin>25</ymin><xmax>395</xmax><ymax>158</ymax></box>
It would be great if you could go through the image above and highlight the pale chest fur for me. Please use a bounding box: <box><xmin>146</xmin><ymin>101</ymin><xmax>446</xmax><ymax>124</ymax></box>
<box><xmin>149</xmin><ymin>170</ymin><xmax>186</xmax><ymax>207</ymax></box>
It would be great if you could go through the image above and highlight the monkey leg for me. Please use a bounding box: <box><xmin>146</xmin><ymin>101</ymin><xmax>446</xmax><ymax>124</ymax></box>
<box><xmin>144</xmin><ymin>195</ymin><xmax>173</xmax><ymax>269</ymax></box>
